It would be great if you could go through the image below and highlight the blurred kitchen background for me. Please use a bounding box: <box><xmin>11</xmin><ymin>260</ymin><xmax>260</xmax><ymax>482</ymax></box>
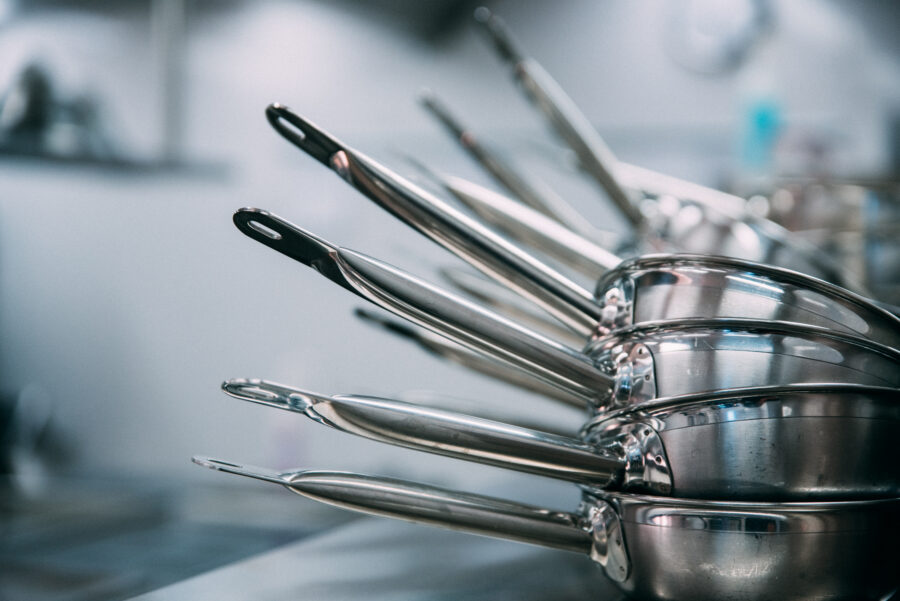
<box><xmin>2</xmin><ymin>0</ymin><xmax>899</xmax><ymax>599</ymax></box>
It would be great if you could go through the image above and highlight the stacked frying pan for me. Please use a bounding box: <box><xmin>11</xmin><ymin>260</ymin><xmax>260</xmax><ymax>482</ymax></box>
<box><xmin>195</xmin><ymin>10</ymin><xmax>900</xmax><ymax>601</ymax></box>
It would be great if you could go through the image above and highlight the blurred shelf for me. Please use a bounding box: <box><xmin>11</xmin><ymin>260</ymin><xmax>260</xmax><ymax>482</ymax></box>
<box><xmin>0</xmin><ymin>146</ymin><xmax>230</xmax><ymax>178</ymax></box>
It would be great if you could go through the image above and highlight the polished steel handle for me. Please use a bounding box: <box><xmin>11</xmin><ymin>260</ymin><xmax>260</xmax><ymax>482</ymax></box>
<box><xmin>475</xmin><ymin>9</ymin><xmax>642</xmax><ymax>228</ymax></box>
<box><xmin>223</xmin><ymin>378</ymin><xmax>623</xmax><ymax>486</ymax></box>
<box><xmin>439</xmin><ymin>174</ymin><xmax>622</xmax><ymax>279</ymax></box>
<box><xmin>265</xmin><ymin>103</ymin><xmax>601</xmax><ymax>336</ymax></box>
<box><xmin>353</xmin><ymin>308</ymin><xmax>588</xmax><ymax>407</ymax></box>
<box><xmin>438</xmin><ymin>266</ymin><xmax>586</xmax><ymax>347</ymax></box>
<box><xmin>192</xmin><ymin>456</ymin><xmax>594</xmax><ymax>554</ymax></box>
<box><xmin>419</xmin><ymin>91</ymin><xmax>602</xmax><ymax>239</ymax></box>
<box><xmin>233</xmin><ymin>208</ymin><xmax>610</xmax><ymax>402</ymax></box>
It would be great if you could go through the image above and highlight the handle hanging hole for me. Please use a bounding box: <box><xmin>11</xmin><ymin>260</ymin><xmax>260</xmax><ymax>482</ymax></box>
<box><xmin>248</xmin><ymin>220</ymin><xmax>283</xmax><ymax>241</ymax></box>
<box><xmin>279</xmin><ymin>115</ymin><xmax>307</xmax><ymax>141</ymax></box>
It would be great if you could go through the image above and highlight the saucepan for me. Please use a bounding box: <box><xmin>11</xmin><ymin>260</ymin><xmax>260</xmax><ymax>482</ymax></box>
<box><xmin>262</xmin><ymin>106</ymin><xmax>900</xmax><ymax>347</ymax></box>
<box><xmin>233</xmin><ymin>208</ymin><xmax>900</xmax><ymax>408</ymax></box>
<box><xmin>221</xmin><ymin>379</ymin><xmax>900</xmax><ymax>501</ymax></box>
<box><xmin>473</xmin><ymin>8</ymin><xmax>861</xmax><ymax>294</ymax></box>
<box><xmin>192</xmin><ymin>456</ymin><xmax>900</xmax><ymax>601</ymax></box>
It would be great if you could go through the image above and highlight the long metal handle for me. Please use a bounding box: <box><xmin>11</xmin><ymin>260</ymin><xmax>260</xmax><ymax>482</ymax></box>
<box><xmin>438</xmin><ymin>267</ymin><xmax>586</xmax><ymax>347</ymax></box>
<box><xmin>353</xmin><ymin>308</ymin><xmax>588</xmax><ymax>407</ymax></box>
<box><xmin>419</xmin><ymin>91</ymin><xmax>602</xmax><ymax>239</ymax></box>
<box><xmin>265</xmin><ymin>103</ymin><xmax>601</xmax><ymax>336</ymax></box>
<box><xmin>440</xmin><ymin>175</ymin><xmax>622</xmax><ymax>279</ymax></box>
<box><xmin>475</xmin><ymin>9</ymin><xmax>642</xmax><ymax>228</ymax></box>
<box><xmin>222</xmin><ymin>378</ymin><xmax>622</xmax><ymax>486</ymax></box>
<box><xmin>393</xmin><ymin>389</ymin><xmax>580</xmax><ymax>437</ymax></box>
<box><xmin>233</xmin><ymin>208</ymin><xmax>610</xmax><ymax>402</ymax></box>
<box><xmin>192</xmin><ymin>456</ymin><xmax>594</xmax><ymax>554</ymax></box>
<box><xmin>614</xmin><ymin>162</ymin><xmax>747</xmax><ymax>218</ymax></box>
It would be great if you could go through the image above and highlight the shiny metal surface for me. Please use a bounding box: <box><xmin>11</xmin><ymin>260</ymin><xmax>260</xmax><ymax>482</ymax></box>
<box><xmin>232</xmin><ymin>208</ymin><xmax>607</xmax><ymax>402</ymax></box>
<box><xmin>226</xmin><ymin>379</ymin><xmax>900</xmax><ymax>500</ymax></box>
<box><xmin>584</xmin><ymin>318</ymin><xmax>900</xmax><ymax>408</ymax></box>
<box><xmin>265</xmin><ymin>103</ymin><xmax>601</xmax><ymax>335</ymax></box>
<box><xmin>192</xmin><ymin>457</ymin><xmax>593</xmax><ymax>554</ymax></box>
<box><xmin>473</xmin><ymin>8</ymin><xmax>641</xmax><ymax>228</ymax></box>
<box><xmin>596</xmin><ymin>255</ymin><xmax>900</xmax><ymax>346</ymax></box>
<box><xmin>392</xmin><ymin>389</ymin><xmax>581</xmax><ymax>437</ymax></box>
<box><xmin>263</xmin><ymin>104</ymin><xmax>887</xmax><ymax>343</ymax></box>
<box><xmin>439</xmin><ymin>175</ymin><xmax>621</xmax><ymax>279</ymax></box>
<box><xmin>613</xmin><ymin>161</ymin><xmax>747</xmax><ymax>217</ymax></box>
<box><xmin>193</xmin><ymin>457</ymin><xmax>900</xmax><ymax>601</ymax></box>
<box><xmin>418</xmin><ymin>91</ymin><xmax>607</xmax><ymax>242</ymax></box>
<box><xmin>353</xmin><ymin>308</ymin><xmax>588</xmax><ymax>407</ymax></box>
<box><xmin>589</xmin><ymin>490</ymin><xmax>900</xmax><ymax>601</ymax></box>
<box><xmin>438</xmin><ymin>266</ymin><xmax>585</xmax><ymax>346</ymax></box>
<box><xmin>411</xmin><ymin>175</ymin><xmax>900</xmax><ymax>349</ymax></box>
<box><xmin>220</xmin><ymin>378</ymin><xmax>622</xmax><ymax>487</ymax></box>
<box><xmin>475</xmin><ymin>9</ymin><xmax>862</xmax><ymax>292</ymax></box>
<box><xmin>640</xmin><ymin>192</ymin><xmax>863</xmax><ymax>292</ymax></box>
<box><xmin>234</xmin><ymin>209</ymin><xmax>900</xmax><ymax>410</ymax></box>
<box><xmin>583</xmin><ymin>383</ymin><xmax>900</xmax><ymax>500</ymax></box>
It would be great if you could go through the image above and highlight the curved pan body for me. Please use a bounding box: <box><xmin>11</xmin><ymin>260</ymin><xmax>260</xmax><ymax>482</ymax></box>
<box><xmin>582</xmin><ymin>384</ymin><xmax>900</xmax><ymax>500</ymax></box>
<box><xmin>584</xmin><ymin>319</ymin><xmax>900</xmax><ymax>409</ymax></box>
<box><xmin>639</xmin><ymin>194</ymin><xmax>853</xmax><ymax>290</ymax></box>
<box><xmin>434</xmin><ymin>175</ymin><xmax>900</xmax><ymax>346</ymax></box>
<box><xmin>585</xmin><ymin>490</ymin><xmax>900</xmax><ymax>601</ymax></box>
<box><xmin>595</xmin><ymin>255</ymin><xmax>900</xmax><ymax>345</ymax></box>
<box><xmin>193</xmin><ymin>457</ymin><xmax>900</xmax><ymax>601</ymax></box>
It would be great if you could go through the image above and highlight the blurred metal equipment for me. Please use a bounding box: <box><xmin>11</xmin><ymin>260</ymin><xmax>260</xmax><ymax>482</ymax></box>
<box><xmin>0</xmin><ymin>384</ymin><xmax>55</xmax><ymax>494</ymax></box>
<box><xmin>0</xmin><ymin>61</ymin><xmax>116</xmax><ymax>161</ymax></box>
<box><xmin>472</xmin><ymin>8</ymin><xmax>864</xmax><ymax>292</ymax></box>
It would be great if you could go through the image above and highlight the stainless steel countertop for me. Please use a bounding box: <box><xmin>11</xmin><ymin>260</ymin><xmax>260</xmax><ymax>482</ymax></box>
<box><xmin>127</xmin><ymin>516</ymin><xmax>622</xmax><ymax>601</ymax></box>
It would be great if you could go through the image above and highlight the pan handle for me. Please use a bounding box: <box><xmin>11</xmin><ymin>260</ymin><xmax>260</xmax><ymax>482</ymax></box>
<box><xmin>438</xmin><ymin>266</ymin><xmax>586</xmax><ymax>346</ymax></box>
<box><xmin>265</xmin><ymin>104</ymin><xmax>342</xmax><ymax>167</ymax></box>
<box><xmin>353</xmin><ymin>308</ymin><xmax>588</xmax><ymax>408</ymax></box>
<box><xmin>233</xmin><ymin>208</ymin><xmax>611</xmax><ymax>402</ymax></box>
<box><xmin>222</xmin><ymin>378</ymin><xmax>624</xmax><ymax>487</ymax></box>
<box><xmin>439</xmin><ymin>175</ymin><xmax>622</xmax><ymax>277</ymax></box>
<box><xmin>475</xmin><ymin>9</ymin><xmax>642</xmax><ymax>229</ymax></box>
<box><xmin>192</xmin><ymin>455</ymin><xmax>595</xmax><ymax>555</ymax></box>
<box><xmin>418</xmin><ymin>91</ymin><xmax>602</xmax><ymax>240</ymax></box>
<box><xmin>264</xmin><ymin>103</ymin><xmax>602</xmax><ymax>337</ymax></box>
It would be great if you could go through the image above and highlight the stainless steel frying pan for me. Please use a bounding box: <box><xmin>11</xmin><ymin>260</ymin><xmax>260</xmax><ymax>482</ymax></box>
<box><xmin>474</xmin><ymin>8</ymin><xmax>862</xmax><ymax>293</ymax></box>
<box><xmin>233</xmin><ymin>208</ymin><xmax>900</xmax><ymax>407</ymax></box>
<box><xmin>395</xmin><ymin>177</ymin><xmax>900</xmax><ymax>348</ymax></box>
<box><xmin>262</xmin><ymin>107</ymin><xmax>900</xmax><ymax>348</ymax></box>
<box><xmin>193</xmin><ymin>456</ymin><xmax>900</xmax><ymax>601</ymax></box>
<box><xmin>221</xmin><ymin>379</ymin><xmax>900</xmax><ymax>500</ymax></box>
